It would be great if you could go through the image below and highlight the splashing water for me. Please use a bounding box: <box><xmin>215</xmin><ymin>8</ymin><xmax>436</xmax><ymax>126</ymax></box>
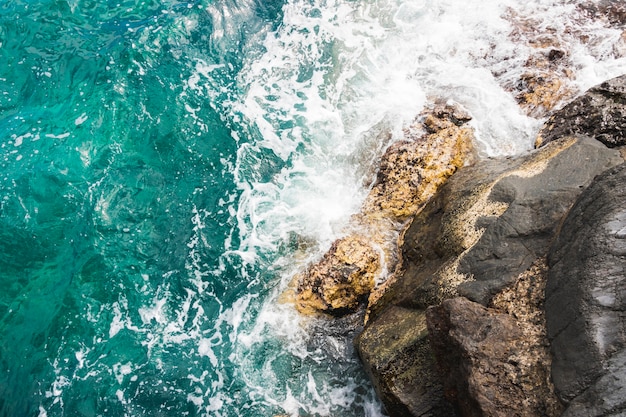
<box><xmin>0</xmin><ymin>0</ymin><xmax>624</xmax><ymax>416</ymax></box>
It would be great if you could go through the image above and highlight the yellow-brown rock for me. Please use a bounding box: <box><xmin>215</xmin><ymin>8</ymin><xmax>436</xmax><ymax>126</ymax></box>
<box><xmin>295</xmin><ymin>103</ymin><xmax>475</xmax><ymax>316</ymax></box>
<box><xmin>295</xmin><ymin>235</ymin><xmax>381</xmax><ymax>315</ymax></box>
<box><xmin>362</xmin><ymin>106</ymin><xmax>474</xmax><ymax>220</ymax></box>
<box><xmin>515</xmin><ymin>71</ymin><xmax>572</xmax><ymax>118</ymax></box>
<box><xmin>503</xmin><ymin>11</ymin><xmax>575</xmax><ymax>117</ymax></box>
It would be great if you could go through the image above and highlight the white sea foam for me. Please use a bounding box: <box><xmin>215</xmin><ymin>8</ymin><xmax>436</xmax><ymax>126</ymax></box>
<box><xmin>207</xmin><ymin>0</ymin><xmax>626</xmax><ymax>415</ymax></box>
<box><xmin>228</xmin><ymin>0</ymin><xmax>527</xmax><ymax>262</ymax></box>
<box><xmin>219</xmin><ymin>0</ymin><xmax>626</xmax><ymax>287</ymax></box>
<box><xmin>113</xmin><ymin>362</ymin><xmax>133</xmax><ymax>385</ymax></box>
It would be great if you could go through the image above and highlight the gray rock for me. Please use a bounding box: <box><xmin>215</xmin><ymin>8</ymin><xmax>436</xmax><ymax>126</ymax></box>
<box><xmin>372</xmin><ymin>135</ymin><xmax>624</xmax><ymax>316</ymax></box>
<box><xmin>536</xmin><ymin>74</ymin><xmax>626</xmax><ymax>148</ymax></box>
<box><xmin>359</xmin><ymin>136</ymin><xmax>624</xmax><ymax>416</ymax></box>
<box><xmin>456</xmin><ymin>136</ymin><xmax>624</xmax><ymax>304</ymax></box>
<box><xmin>546</xmin><ymin>162</ymin><xmax>626</xmax><ymax>415</ymax></box>
<box><xmin>561</xmin><ymin>350</ymin><xmax>626</xmax><ymax>417</ymax></box>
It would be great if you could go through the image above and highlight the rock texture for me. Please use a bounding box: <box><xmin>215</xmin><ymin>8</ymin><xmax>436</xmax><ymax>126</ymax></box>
<box><xmin>293</xmin><ymin>75</ymin><xmax>626</xmax><ymax>417</ymax></box>
<box><xmin>357</xmin><ymin>135</ymin><xmax>624</xmax><ymax>416</ymax></box>
<box><xmin>504</xmin><ymin>9</ymin><xmax>575</xmax><ymax>117</ymax></box>
<box><xmin>536</xmin><ymin>74</ymin><xmax>626</xmax><ymax>148</ymax></box>
<box><xmin>357</xmin><ymin>306</ymin><xmax>457</xmax><ymax>417</ymax></box>
<box><xmin>546</xmin><ymin>162</ymin><xmax>626</xmax><ymax>416</ymax></box>
<box><xmin>294</xmin><ymin>235</ymin><xmax>381</xmax><ymax>315</ymax></box>
<box><xmin>577</xmin><ymin>1</ymin><xmax>626</xmax><ymax>25</ymax></box>
<box><xmin>427</xmin><ymin>296</ymin><xmax>560</xmax><ymax>417</ymax></box>
<box><xmin>361</xmin><ymin>104</ymin><xmax>473</xmax><ymax>220</ymax></box>
<box><xmin>369</xmin><ymin>135</ymin><xmax>623</xmax><ymax>317</ymax></box>
<box><xmin>426</xmin><ymin>259</ymin><xmax>562</xmax><ymax>417</ymax></box>
<box><xmin>503</xmin><ymin>6</ymin><xmax>626</xmax><ymax>118</ymax></box>
<box><xmin>295</xmin><ymin>103</ymin><xmax>475</xmax><ymax>316</ymax></box>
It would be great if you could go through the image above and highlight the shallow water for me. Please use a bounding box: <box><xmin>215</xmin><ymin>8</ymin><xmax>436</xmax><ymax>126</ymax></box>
<box><xmin>0</xmin><ymin>0</ymin><xmax>624</xmax><ymax>416</ymax></box>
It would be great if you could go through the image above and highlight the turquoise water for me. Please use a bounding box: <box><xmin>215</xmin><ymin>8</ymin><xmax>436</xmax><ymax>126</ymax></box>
<box><xmin>3</xmin><ymin>0</ymin><xmax>626</xmax><ymax>415</ymax></box>
<box><xmin>0</xmin><ymin>0</ymin><xmax>381</xmax><ymax>415</ymax></box>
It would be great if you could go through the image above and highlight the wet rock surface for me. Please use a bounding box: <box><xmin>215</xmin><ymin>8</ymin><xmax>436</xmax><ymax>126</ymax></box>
<box><xmin>370</xmin><ymin>135</ymin><xmax>624</xmax><ymax>317</ymax></box>
<box><xmin>546</xmin><ymin>162</ymin><xmax>626</xmax><ymax>416</ymax></box>
<box><xmin>536</xmin><ymin>74</ymin><xmax>626</xmax><ymax>148</ymax></box>
<box><xmin>362</xmin><ymin>104</ymin><xmax>473</xmax><ymax>220</ymax></box>
<box><xmin>577</xmin><ymin>1</ymin><xmax>626</xmax><ymax>25</ymax></box>
<box><xmin>356</xmin><ymin>306</ymin><xmax>458</xmax><ymax>417</ymax></box>
<box><xmin>292</xmin><ymin>75</ymin><xmax>626</xmax><ymax>417</ymax></box>
<box><xmin>295</xmin><ymin>103</ymin><xmax>474</xmax><ymax>316</ymax></box>
<box><xmin>295</xmin><ymin>235</ymin><xmax>381</xmax><ymax>315</ymax></box>
<box><xmin>504</xmin><ymin>9</ymin><xmax>575</xmax><ymax>118</ymax></box>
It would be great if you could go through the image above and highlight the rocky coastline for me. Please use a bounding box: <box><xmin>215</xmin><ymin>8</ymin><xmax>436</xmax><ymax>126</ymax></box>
<box><xmin>294</xmin><ymin>74</ymin><xmax>626</xmax><ymax>417</ymax></box>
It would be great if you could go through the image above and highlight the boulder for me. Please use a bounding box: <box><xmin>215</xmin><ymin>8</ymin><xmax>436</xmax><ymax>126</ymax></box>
<box><xmin>295</xmin><ymin>235</ymin><xmax>381</xmax><ymax>315</ymax></box>
<box><xmin>295</xmin><ymin>103</ymin><xmax>475</xmax><ymax>316</ymax></box>
<box><xmin>370</xmin><ymin>135</ymin><xmax>624</xmax><ymax>318</ymax></box>
<box><xmin>546</xmin><ymin>162</ymin><xmax>626</xmax><ymax>415</ymax></box>
<box><xmin>514</xmin><ymin>71</ymin><xmax>571</xmax><ymax>118</ymax></box>
<box><xmin>536</xmin><ymin>74</ymin><xmax>626</xmax><ymax>148</ymax></box>
<box><xmin>427</xmin><ymin>294</ymin><xmax>562</xmax><ymax>417</ymax></box>
<box><xmin>356</xmin><ymin>306</ymin><xmax>458</xmax><ymax>417</ymax></box>
<box><xmin>425</xmin><ymin>258</ymin><xmax>562</xmax><ymax>417</ymax></box>
<box><xmin>358</xmin><ymin>135</ymin><xmax>624</xmax><ymax>416</ymax></box>
<box><xmin>362</xmin><ymin>107</ymin><xmax>473</xmax><ymax>220</ymax></box>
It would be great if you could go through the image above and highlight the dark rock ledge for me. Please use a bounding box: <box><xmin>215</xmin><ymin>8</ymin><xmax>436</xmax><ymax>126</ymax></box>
<box><xmin>295</xmin><ymin>74</ymin><xmax>626</xmax><ymax>417</ymax></box>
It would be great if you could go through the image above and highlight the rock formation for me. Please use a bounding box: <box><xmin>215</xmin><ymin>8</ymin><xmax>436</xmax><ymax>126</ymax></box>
<box><xmin>294</xmin><ymin>235</ymin><xmax>382</xmax><ymax>315</ymax></box>
<box><xmin>546</xmin><ymin>162</ymin><xmax>626</xmax><ymax>416</ymax></box>
<box><xmin>295</xmin><ymin>103</ymin><xmax>475</xmax><ymax>316</ymax></box>
<box><xmin>356</xmin><ymin>134</ymin><xmax>623</xmax><ymax>416</ymax></box>
<box><xmin>292</xmin><ymin>73</ymin><xmax>626</xmax><ymax>416</ymax></box>
<box><xmin>357</xmin><ymin>305</ymin><xmax>456</xmax><ymax>417</ymax></box>
<box><xmin>427</xmin><ymin>259</ymin><xmax>562</xmax><ymax>417</ymax></box>
<box><xmin>536</xmin><ymin>74</ymin><xmax>626</xmax><ymax>148</ymax></box>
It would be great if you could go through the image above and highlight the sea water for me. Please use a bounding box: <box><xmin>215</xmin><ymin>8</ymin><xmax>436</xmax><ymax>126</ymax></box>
<box><xmin>0</xmin><ymin>0</ymin><xmax>624</xmax><ymax>416</ymax></box>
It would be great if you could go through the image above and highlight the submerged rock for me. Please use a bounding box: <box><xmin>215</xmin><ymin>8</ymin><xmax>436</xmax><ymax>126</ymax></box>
<box><xmin>546</xmin><ymin>162</ymin><xmax>626</xmax><ymax>416</ymax></box>
<box><xmin>536</xmin><ymin>74</ymin><xmax>626</xmax><ymax>148</ymax></box>
<box><xmin>577</xmin><ymin>1</ymin><xmax>626</xmax><ymax>25</ymax></box>
<box><xmin>504</xmin><ymin>9</ymin><xmax>575</xmax><ymax>117</ymax></box>
<box><xmin>295</xmin><ymin>103</ymin><xmax>474</xmax><ymax>316</ymax></box>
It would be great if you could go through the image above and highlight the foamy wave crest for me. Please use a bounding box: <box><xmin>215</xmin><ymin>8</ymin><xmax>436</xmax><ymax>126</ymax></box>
<box><xmin>228</xmin><ymin>0</ymin><xmax>534</xmax><ymax>265</ymax></box>
<box><xmin>225</xmin><ymin>0</ymin><xmax>626</xmax><ymax>266</ymax></box>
